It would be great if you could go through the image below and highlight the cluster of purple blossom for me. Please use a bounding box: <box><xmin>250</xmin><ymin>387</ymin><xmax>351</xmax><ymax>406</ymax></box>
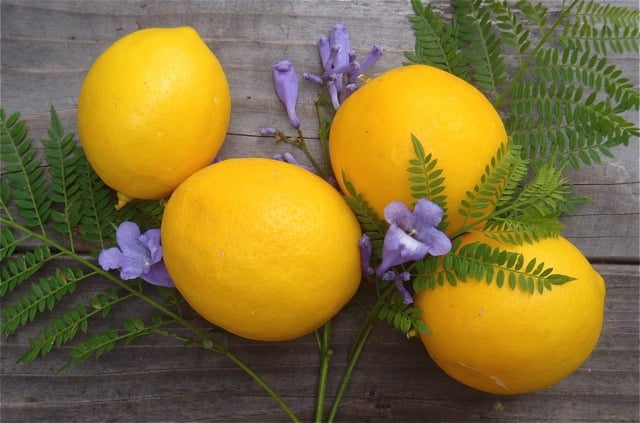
<box><xmin>267</xmin><ymin>23</ymin><xmax>384</xmax><ymax>132</ymax></box>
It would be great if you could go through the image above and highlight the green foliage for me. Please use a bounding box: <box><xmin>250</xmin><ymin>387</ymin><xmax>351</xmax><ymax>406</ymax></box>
<box><xmin>0</xmin><ymin>107</ymin><xmax>172</xmax><ymax>368</ymax></box>
<box><xmin>378</xmin><ymin>293</ymin><xmax>429</xmax><ymax>335</ymax></box>
<box><xmin>457</xmin><ymin>142</ymin><xmax>527</xmax><ymax>233</ymax></box>
<box><xmin>406</xmin><ymin>0</ymin><xmax>639</xmax><ymax>171</ymax></box>
<box><xmin>341</xmin><ymin>171</ymin><xmax>387</xmax><ymax>254</ymax></box>
<box><xmin>415</xmin><ymin>239</ymin><xmax>575</xmax><ymax>294</ymax></box>
<box><xmin>407</xmin><ymin>134</ymin><xmax>449</xmax><ymax>231</ymax></box>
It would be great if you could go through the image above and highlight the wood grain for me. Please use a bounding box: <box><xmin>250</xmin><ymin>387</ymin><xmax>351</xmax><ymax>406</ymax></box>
<box><xmin>1</xmin><ymin>1</ymin><xmax>638</xmax><ymax>422</ymax></box>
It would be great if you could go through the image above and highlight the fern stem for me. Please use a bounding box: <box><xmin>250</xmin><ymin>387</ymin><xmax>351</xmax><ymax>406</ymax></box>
<box><xmin>495</xmin><ymin>0</ymin><xmax>581</xmax><ymax>109</ymax></box>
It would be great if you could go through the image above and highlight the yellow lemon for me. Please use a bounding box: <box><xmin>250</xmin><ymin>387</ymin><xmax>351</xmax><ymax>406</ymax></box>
<box><xmin>414</xmin><ymin>232</ymin><xmax>606</xmax><ymax>394</ymax></box>
<box><xmin>77</xmin><ymin>26</ymin><xmax>230</xmax><ymax>208</ymax></box>
<box><xmin>329</xmin><ymin>64</ymin><xmax>507</xmax><ymax>235</ymax></box>
<box><xmin>161</xmin><ymin>158</ymin><xmax>362</xmax><ymax>341</ymax></box>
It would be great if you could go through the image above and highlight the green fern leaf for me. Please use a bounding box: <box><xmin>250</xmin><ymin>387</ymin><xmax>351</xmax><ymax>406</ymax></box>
<box><xmin>62</xmin><ymin>316</ymin><xmax>160</xmax><ymax>371</ymax></box>
<box><xmin>378</xmin><ymin>292</ymin><xmax>429</xmax><ymax>335</ymax></box>
<box><xmin>437</xmin><ymin>240</ymin><xmax>575</xmax><ymax>294</ymax></box>
<box><xmin>453</xmin><ymin>0</ymin><xmax>507</xmax><ymax>100</ymax></box>
<box><xmin>563</xmin><ymin>0</ymin><xmax>640</xmax><ymax>54</ymax></box>
<box><xmin>1</xmin><ymin>267</ymin><xmax>82</xmax><ymax>337</ymax></box>
<box><xmin>0</xmin><ymin>246</ymin><xmax>52</xmax><ymax>297</ymax></box>
<box><xmin>341</xmin><ymin>171</ymin><xmax>386</xmax><ymax>252</ymax></box>
<box><xmin>17</xmin><ymin>289</ymin><xmax>129</xmax><ymax>363</ymax></box>
<box><xmin>457</xmin><ymin>143</ymin><xmax>526</xmax><ymax>233</ymax></box>
<box><xmin>42</xmin><ymin>105</ymin><xmax>85</xmax><ymax>250</ymax></box>
<box><xmin>407</xmin><ymin>134</ymin><xmax>449</xmax><ymax>231</ymax></box>
<box><xmin>405</xmin><ymin>0</ymin><xmax>466</xmax><ymax>77</ymax></box>
<box><xmin>0</xmin><ymin>109</ymin><xmax>51</xmax><ymax>234</ymax></box>
<box><xmin>75</xmin><ymin>152</ymin><xmax>118</xmax><ymax>248</ymax></box>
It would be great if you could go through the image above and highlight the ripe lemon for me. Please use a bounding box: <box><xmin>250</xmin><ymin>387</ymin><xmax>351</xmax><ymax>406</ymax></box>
<box><xmin>329</xmin><ymin>64</ymin><xmax>507</xmax><ymax>235</ymax></box>
<box><xmin>160</xmin><ymin>158</ymin><xmax>362</xmax><ymax>341</ymax></box>
<box><xmin>77</xmin><ymin>26</ymin><xmax>231</xmax><ymax>208</ymax></box>
<box><xmin>414</xmin><ymin>232</ymin><xmax>606</xmax><ymax>394</ymax></box>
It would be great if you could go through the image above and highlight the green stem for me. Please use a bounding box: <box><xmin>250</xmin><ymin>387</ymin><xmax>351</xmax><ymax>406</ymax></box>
<box><xmin>314</xmin><ymin>321</ymin><xmax>333</xmax><ymax>422</ymax></box>
<box><xmin>1</xmin><ymin>217</ymin><xmax>299</xmax><ymax>421</ymax></box>
<box><xmin>327</xmin><ymin>284</ymin><xmax>396</xmax><ymax>422</ymax></box>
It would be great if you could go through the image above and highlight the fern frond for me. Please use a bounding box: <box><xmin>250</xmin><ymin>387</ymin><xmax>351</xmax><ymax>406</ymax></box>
<box><xmin>487</xmin><ymin>164</ymin><xmax>581</xmax><ymax>244</ymax></box>
<box><xmin>42</xmin><ymin>106</ymin><xmax>84</xmax><ymax>250</ymax></box>
<box><xmin>378</xmin><ymin>293</ymin><xmax>429</xmax><ymax>335</ymax></box>
<box><xmin>407</xmin><ymin>135</ymin><xmax>449</xmax><ymax>231</ymax></box>
<box><xmin>0</xmin><ymin>109</ymin><xmax>51</xmax><ymax>235</ymax></box>
<box><xmin>437</xmin><ymin>240</ymin><xmax>575</xmax><ymax>294</ymax></box>
<box><xmin>453</xmin><ymin>0</ymin><xmax>507</xmax><ymax>100</ymax></box>
<box><xmin>457</xmin><ymin>143</ymin><xmax>527</xmax><ymax>233</ymax></box>
<box><xmin>563</xmin><ymin>0</ymin><xmax>640</xmax><ymax>54</ymax></box>
<box><xmin>405</xmin><ymin>0</ymin><xmax>466</xmax><ymax>77</ymax></box>
<box><xmin>1</xmin><ymin>267</ymin><xmax>83</xmax><ymax>337</ymax></box>
<box><xmin>341</xmin><ymin>171</ymin><xmax>386</xmax><ymax>252</ymax></box>
<box><xmin>75</xmin><ymin>153</ymin><xmax>117</xmax><ymax>248</ymax></box>
<box><xmin>118</xmin><ymin>198</ymin><xmax>165</xmax><ymax>231</ymax></box>
<box><xmin>61</xmin><ymin>316</ymin><xmax>163</xmax><ymax>372</ymax></box>
<box><xmin>490</xmin><ymin>0</ymin><xmax>532</xmax><ymax>68</ymax></box>
<box><xmin>0</xmin><ymin>246</ymin><xmax>52</xmax><ymax>297</ymax></box>
<box><xmin>18</xmin><ymin>289</ymin><xmax>132</xmax><ymax>363</ymax></box>
<box><xmin>507</xmin><ymin>78</ymin><xmax>638</xmax><ymax>170</ymax></box>
<box><xmin>483</xmin><ymin>215</ymin><xmax>564</xmax><ymax>245</ymax></box>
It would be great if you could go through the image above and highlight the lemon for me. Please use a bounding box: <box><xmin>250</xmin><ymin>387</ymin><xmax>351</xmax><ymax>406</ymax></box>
<box><xmin>414</xmin><ymin>232</ymin><xmax>606</xmax><ymax>394</ymax></box>
<box><xmin>160</xmin><ymin>158</ymin><xmax>362</xmax><ymax>341</ymax></box>
<box><xmin>77</xmin><ymin>26</ymin><xmax>231</xmax><ymax>208</ymax></box>
<box><xmin>329</xmin><ymin>64</ymin><xmax>507</xmax><ymax>235</ymax></box>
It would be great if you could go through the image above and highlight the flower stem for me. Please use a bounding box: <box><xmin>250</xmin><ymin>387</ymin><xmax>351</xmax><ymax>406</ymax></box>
<box><xmin>327</xmin><ymin>284</ymin><xmax>396</xmax><ymax>422</ymax></box>
<box><xmin>314</xmin><ymin>321</ymin><xmax>333</xmax><ymax>422</ymax></box>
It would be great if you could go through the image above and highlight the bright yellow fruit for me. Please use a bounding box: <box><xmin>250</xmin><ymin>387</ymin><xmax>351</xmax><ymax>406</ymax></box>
<box><xmin>77</xmin><ymin>26</ymin><xmax>231</xmax><ymax>208</ymax></box>
<box><xmin>414</xmin><ymin>232</ymin><xmax>606</xmax><ymax>394</ymax></box>
<box><xmin>329</xmin><ymin>64</ymin><xmax>507</xmax><ymax>235</ymax></box>
<box><xmin>161</xmin><ymin>158</ymin><xmax>362</xmax><ymax>341</ymax></box>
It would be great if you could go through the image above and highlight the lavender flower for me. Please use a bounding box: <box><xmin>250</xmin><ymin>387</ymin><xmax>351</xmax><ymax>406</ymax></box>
<box><xmin>99</xmin><ymin>221</ymin><xmax>174</xmax><ymax>287</ymax></box>
<box><xmin>305</xmin><ymin>24</ymin><xmax>384</xmax><ymax>109</ymax></box>
<box><xmin>272</xmin><ymin>60</ymin><xmax>300</xmax><ymax>129</ymax></box>
<box><xmin>358</xmin><ymin>234</ymin><xmax>374</xmax><ymax>276</ymax></box>
<box><xmin>382</xmin><ymin>270</ymin><xmax>413</xmax><ymax>304</ymax></box>
<box><xmin>376</xmin><ymin>199</ymin><xmax>451</xmax><ymax>277</ymax></box>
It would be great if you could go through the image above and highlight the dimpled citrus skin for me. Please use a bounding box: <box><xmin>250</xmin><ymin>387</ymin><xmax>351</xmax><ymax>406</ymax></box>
<box><xmin>329</xmin><ymin>64</ymin><xmax>507</xmax><ymax>235</ymax></box>
<box><xmin>77</xmin><ymin>27</ymin><xmax>230</xmax><ymax>204</ymax></box>
<box><xmin>414</xmin><ymin>232</ymin><xmax>606</xmax><ymax>394</ymax></box>
<box><xmin>161</xmin><ymin>158</ymin><xmax>362</xmax><ymax>342</ymax></box>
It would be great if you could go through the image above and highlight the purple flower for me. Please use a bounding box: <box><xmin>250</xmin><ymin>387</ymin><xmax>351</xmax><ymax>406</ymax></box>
<box><xmin>382</xmin><ymin>271</ymin><xmax>413</xmax><ymax>304</ymax></box>
<box><xmin>305</xmin><ymin>24</ymin><xmax>384</xmax><ymax>109</ymax></box>
<box><xmin>272</xmin><ymin>60</ymin><xmax>300</xmax><ymax>129</ymax></box>
<box><xmin>99</xmin><ymin>221</ymin><xmax>174</xmax><ymax>287</ymax></box>
<box><xmin>376</xmin><ymin>199</ymin><xmax>451</xmax><ymax>277</ymax></box>
<box><xmin>358</xmin><ymin>234</ymin><xmax>374</xmax><ymax>276</ymax></box>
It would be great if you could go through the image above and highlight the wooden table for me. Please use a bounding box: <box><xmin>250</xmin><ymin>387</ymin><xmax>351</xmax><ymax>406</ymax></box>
<box><xmin>1</xmin><ymin>1</ymin><xmax>638</xmax><ymax>422</ymax></box>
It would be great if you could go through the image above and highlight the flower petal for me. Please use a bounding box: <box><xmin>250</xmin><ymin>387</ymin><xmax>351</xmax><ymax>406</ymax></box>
<box><xmin>376</xmin><ymin>224</ymin><xmax>429</xmax><ymax>276</ymax></box>
<box><xmin>98</xmin><ymin>247</ymin><xmax>125</xmax><ymax>271</ymax></box>
<box><xmin>139</xmin><ymin>228</ymin><xmax>162</xmax><ymax>264</ymax></box>
<box><xmin>383</xmin><ymin>201</ymin><xmax>415</xmax><ymax>231</ymax></box>
<box><xmin>115</xmin><ymin>221</ymin><xmax>146</xmax><ymax>256</ymax></box>
<box><xmin>142</xmin><ymin>260</ymin><xmax>175</xmax><ymax>288</ymax></box>
<box><xmin>273</xmin><ymin>60</ymin><xmax>300</xmax><ymax>129</ymax></box>
<box><xmin>358</xmin><ymin>234</ymin><xmax>374</xmax><ymax>276</ymax></box>
<box><xmin>421</xmin><ymin>227</ymin><xmax>453</xmax><ymax>256</ymax></box>
<box><xmin>413</xmin><ymin>198</ymin><xmax>444</xmax><ymax>230</ymax></box>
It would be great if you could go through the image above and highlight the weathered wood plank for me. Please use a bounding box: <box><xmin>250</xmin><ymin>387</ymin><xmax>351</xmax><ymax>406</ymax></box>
<box><xmin>1</xmin><ymin>1</ymin><xmax>639</xmax><ymax>422</ymax></box>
